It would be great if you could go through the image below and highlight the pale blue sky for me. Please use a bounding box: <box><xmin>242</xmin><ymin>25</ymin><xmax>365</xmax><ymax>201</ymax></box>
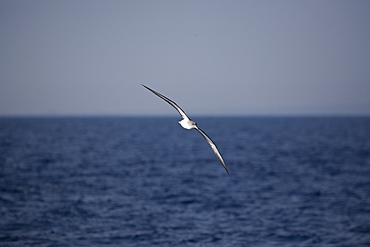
<box><xmin>1</xmin><ymin>0</ymin><xmax>370</xmax><ymax>116</ymax></box>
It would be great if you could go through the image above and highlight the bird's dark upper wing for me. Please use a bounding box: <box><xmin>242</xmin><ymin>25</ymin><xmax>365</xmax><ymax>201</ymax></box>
<box><xmin>142</xmin><ymin>84</ymin><xmax>189</xmax><ymax>120</ymax></box>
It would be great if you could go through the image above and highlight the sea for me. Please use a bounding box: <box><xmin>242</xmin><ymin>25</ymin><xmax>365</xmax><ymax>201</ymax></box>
<box><xmin>0</xmin><ymin>116</ymin><xmax>369</xmax><ymax>247</ymax></box>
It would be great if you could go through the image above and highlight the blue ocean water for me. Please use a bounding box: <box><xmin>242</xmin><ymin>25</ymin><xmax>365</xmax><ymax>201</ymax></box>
<box><xmin>0</xmin><ymin>116</ymin><xmax>370</xmax><ymax>246</ymax></box>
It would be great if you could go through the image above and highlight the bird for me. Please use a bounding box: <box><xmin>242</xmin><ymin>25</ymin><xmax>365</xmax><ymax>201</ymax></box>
<box><xmin>142</xmin><ymin>84</ymin><xmax>229</xmax><ymax>174</ymax></box>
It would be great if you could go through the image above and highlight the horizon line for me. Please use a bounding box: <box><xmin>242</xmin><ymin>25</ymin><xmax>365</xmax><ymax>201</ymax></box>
<box><xmin>1</xmin><ymin>113</ymin><xmax>370</xmax><ymax>118</ymax></box>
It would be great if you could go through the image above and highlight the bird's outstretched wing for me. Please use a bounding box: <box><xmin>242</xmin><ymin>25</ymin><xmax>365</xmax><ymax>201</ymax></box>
<box><xmin>142</xmin><ymin>84</ymin><xmax>189</xmax><ymax>120</ymax></box>
<box><xmin>195</xmin><ymin>126</ymin><xmax>229</xmax><ymax>174</ymax></box>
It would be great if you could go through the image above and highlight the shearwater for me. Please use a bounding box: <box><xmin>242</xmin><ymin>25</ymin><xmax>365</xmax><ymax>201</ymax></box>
<box><xmin>142</xmin><ymin>84</ymin><xmax>229</xmax><ymax>174</ymax></box>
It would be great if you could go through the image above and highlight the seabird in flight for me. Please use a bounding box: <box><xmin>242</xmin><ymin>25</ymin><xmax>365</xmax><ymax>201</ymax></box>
<box><xmin>142</xmin><ymin>84</ymin><xmax>229</xmax><ymax>174</ymax></box>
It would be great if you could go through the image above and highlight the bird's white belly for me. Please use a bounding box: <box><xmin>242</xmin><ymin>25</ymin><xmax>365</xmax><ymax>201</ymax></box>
<box><xmin>179</xmin><ymin>119</ymin><xmax>195</xmax><ymax>129</ymax></box>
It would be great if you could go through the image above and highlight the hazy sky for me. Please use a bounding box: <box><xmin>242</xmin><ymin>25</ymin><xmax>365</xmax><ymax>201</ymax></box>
<box><xmin>1</xmin><ymin>0</ymin><xmax>370</xmax><ymax>116</ymax></box>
